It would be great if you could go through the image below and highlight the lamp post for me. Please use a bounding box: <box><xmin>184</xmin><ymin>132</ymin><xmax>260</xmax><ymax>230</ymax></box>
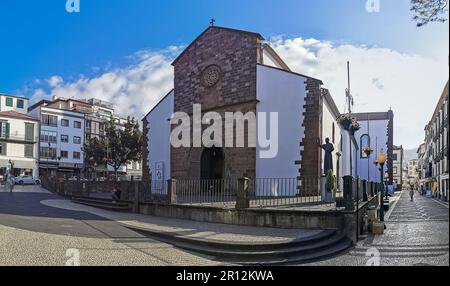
<box><xmin>47</xmin><ymin>142</ymin><xmax>51</xmax><ymax>177</ymax></box>
<box><xmin>378</xmin><ymin>149</ymin><xmax>387</xmax><ymax>222</ymax></box>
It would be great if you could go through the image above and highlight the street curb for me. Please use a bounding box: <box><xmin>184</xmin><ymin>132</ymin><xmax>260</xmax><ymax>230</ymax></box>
<box><xmin>385</xmin><ymin>191</ymin><xmax>402</xmax><ymax>221</ymax></box>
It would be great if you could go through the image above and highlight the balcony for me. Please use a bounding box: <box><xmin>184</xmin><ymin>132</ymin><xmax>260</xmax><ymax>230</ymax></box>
<box><xmin>0</xmin><ymin>134</ymin><xmax>38</xmax><ymax>144</ymax></box>
<box><xmin>444</xmin><ymin>116</ymin><xmax>449</xmax><ymax>128</ymax></box>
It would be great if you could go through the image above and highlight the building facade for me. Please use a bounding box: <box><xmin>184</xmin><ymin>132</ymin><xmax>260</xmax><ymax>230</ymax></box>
<box><xmin>353</xmin><ymin>111</ymin><xmax>395</xmax><ymax>186</ymax></box>
<box><xmin>28</xmin><ymin>101</ymin><xmax>86</xmax><ymax>176</ymax></box>
<box><xmin>28</xmin><ymin>97</ymin><xmax>141</xmax><ymax>179</ymax></box>
<box><xmin>419</xmin><ymin>81</ymin><xmax>449</xmax><ymax>200</ymax></box>
<box><xmin>0</xmin><ymin>106</ymin><xmax>40</xmax><ymax>179</ymax></box>
<box><xmin>0</xmin><ymin>93</ymin><xmax>29</xmax><ymax>113</ymax></box>
<box><xmin>417</xmin><ymin>142</ymin><xmax>427</xmax><ymax>191</ymax></box>
<box><xmin>392</xmin><ymin>145</ymin><xmax>404</xmax><ymax>190</ymax></box>
<box><xmin>405</xmin><ymin>159</ymin><xmax>419</xmax><ymax>189</ymax></box>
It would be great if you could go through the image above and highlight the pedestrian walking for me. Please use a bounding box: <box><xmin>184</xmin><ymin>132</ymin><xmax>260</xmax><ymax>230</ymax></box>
<box><xmin>409</xmin><ymin>188</ymin><xmax>414</xmax><ymax>202</ymax></box>
<box><xmin>6</xmin><ymin>174</ymin><xmax>15</xmax><ymax>193</ymax></box>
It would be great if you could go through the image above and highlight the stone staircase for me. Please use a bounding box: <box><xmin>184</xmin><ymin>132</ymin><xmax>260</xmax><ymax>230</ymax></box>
<box><xmin>71</xmin><ymin>196</ymin><xmax>132</xmax><ymax>212</ymax></box>
<box><xmin>125</xmin><ymin>225</ymin><xmax>352</xmax><ymax>265</ymax></box>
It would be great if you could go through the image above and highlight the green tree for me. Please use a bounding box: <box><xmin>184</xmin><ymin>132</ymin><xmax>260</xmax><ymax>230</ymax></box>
<box><xmin>83</xmin><ymin>117</ymin><xmax>143</xmax><ymax>180</ymax></box>
<box><xmin>411</xmin><ymin>0</ymin><xmax>448</xmax><ymax>27</ymax></box>
<box><xmin>83</xmin><ymin>137</ymin><xmax>106</xmax><ymax>169</ymax></box>
<box><xmin>104</xmin><ymin>117</ymin><xmax>143</xmax><ymax>180</ymax></box>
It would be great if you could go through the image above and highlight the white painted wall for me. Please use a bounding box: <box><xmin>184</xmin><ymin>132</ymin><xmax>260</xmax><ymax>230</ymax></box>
<box><xmin>340</xmin><ymin>131</ymin><xmax>359</xmax><ymax>178</ymax></box>
<box><xmin>0</xmin><ymin>115</ymin><xmax>39</xmax><ymax>176</ymax></box>
<box><xmin>321</xmin><ymin>99</ymin><xmax>340</xmax><ymax>176</ymax></box>
<box><xmin>256</xmin><ymin>65</ymin><xmax>306</xmax><ymax>188</ymax></box>
<box><xmin>354</xmin><ymin>119</ymin><xmax>389</xmax><ymax>182</ymax></box>
<box><xmin>262</xmin><ymin>50</ymin><xmax>283</xmax><ymax>69</ymax></box>
<box><xmin>146</xmin><ymin>91</ymin><xmax>174</xmax><ymax>186</ymax></box>
<box><xmin>0</xmin><ymin>95</ymin><xmax>29</xmax><ymax>114</ymax></box>
<box><xmin>40</xmin><ymin>107</ymin><xmax>85</xmax><ymax>168</ymax></box>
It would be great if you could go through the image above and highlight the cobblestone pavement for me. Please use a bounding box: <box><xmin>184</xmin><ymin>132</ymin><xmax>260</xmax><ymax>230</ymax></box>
<box><xmin>1</xmin><ymin>186</ymin><xmax>448</xmax><ymax>266</ymax></box>
<box><xmin>306</xmin><ymin>191</ymin><xmax>449</xmax><ymax>266</ymax></box>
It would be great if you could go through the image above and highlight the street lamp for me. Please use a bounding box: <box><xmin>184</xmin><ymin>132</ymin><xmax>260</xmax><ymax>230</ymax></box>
<box><xmin>378</xmin><ymin>149</ymin><xmax>387</xmax><ymax>222</ymax></box>
<box><xmin>47</xmin><ymin>142</ymin><xmax>51</xmax><ymax>177</ymax></box>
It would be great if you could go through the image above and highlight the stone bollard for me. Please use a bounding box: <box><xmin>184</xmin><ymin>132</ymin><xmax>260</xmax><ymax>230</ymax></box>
<box><xmin>343</xmin><ymin>176</ymin><xmax>355</xmax><ymax>211</ymax></box>
<box><xmin>236</xmin><ymin>178</ymin><xmax>250</xmax><ymax>210</ymax></box>
<box><xmin>167</xmin><ymin>179</ymin><xmax>177</xmax><ymax>205</ymax></box>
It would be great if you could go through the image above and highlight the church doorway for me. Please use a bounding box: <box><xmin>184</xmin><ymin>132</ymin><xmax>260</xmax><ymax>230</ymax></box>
<box><xmin>200</xmin><ymin>146</ymin><xmax>224</xmax><ymax>180</ymax></box>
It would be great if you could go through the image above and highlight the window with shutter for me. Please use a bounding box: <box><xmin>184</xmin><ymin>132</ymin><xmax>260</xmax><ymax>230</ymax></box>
<box><xmin>25</xmin><ymin>123</ymin><xmax>34</xmax><ymax>141</ymax></box>
<box><xmin>24</xmin><ymin>144</ymin><xmax>34</xmax><ymax>158</ymax></box>
<box><xmin>5</xmin><ymin>123</ymin><xmax>9</xmax><ymax>139</ymax></box>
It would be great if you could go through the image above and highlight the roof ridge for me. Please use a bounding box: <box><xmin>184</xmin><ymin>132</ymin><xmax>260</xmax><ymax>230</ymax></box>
<box><xmin>172</xmin><ymin>26</ymin><xmax>264</xmax><ymax>66</ymax></box>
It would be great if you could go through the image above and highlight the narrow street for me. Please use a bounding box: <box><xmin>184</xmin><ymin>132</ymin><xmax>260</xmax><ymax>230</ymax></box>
<box><xmin>308</xmin><ymin>191</ymin><xmax>449</xmax><ymax>266</ymax></box>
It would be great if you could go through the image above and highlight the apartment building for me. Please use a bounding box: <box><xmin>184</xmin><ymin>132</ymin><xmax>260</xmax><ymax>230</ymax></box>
<box><xmin>0</xmin><ymin>93</ymin><xmax>28</xmax><ymax>113</ymax></box>
<box><xmin>0</xmin><ymin>112</ymin><xmax>39</xmax><ymax>178</ymax></box>
<box><xmin>28</xmin><ymin>99</ymin><xmax>85</xmax><ymax>176</ymax></box>
<box><xmin>28</xmin><ymin>97</ymin><xmax>142</xmax><ymax>179</ymax></box>
<box><xmin>417</xmin><ymin>142</ymin><xmax>428</xmax><ymax>190</ymax></box>
<box><xmin>392</xmin><ymin>145</ymin><xmax>404</xmax><ymax>190</ymax></box>
<box><xmin>416</xmin><ymin>81</ymin><xmax>449</xmax><ymax>200</ymax></box>
<box><xmin>406</xmin><ymin>159</ymin><xmax>419</xmax><ymax>188</ymax></box>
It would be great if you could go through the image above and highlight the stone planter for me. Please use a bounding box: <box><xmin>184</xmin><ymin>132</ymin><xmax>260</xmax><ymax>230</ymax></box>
<box><xmin>371</xmin><ymin>221</ymin><xmax>385</xmax><ymax>235</ymax></box>
<box><xmin>320</xmin><ymin>176</ymin><xmax>335</xmax><ymax>203</ymax></box>
<box><xmin>323</xmin><ymin>191</ymin><xmax>334</xmax><ymax>203</ymax></box>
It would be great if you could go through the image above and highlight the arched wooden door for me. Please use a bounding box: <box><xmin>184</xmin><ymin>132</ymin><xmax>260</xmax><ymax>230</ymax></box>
<box><xmin>200</xmin><ymin>146</ymin><xmax>224</xmax><ymax>180</ymax></box>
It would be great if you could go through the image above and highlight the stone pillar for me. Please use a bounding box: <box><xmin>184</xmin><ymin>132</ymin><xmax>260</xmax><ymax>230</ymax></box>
<box><xmin>133</xmin><ymin>180</ymin><xmax>140</xmax><ymax>213</ymax></box>
<box><xmin>236</xmin><ymin>178</ymin><xmax>250</xmax><ymax>210</ymax></box>
<box><xmin>343</xmin><ymin>176</ymin><xmax>354</xmax><ymax>211</ymax></box>
<box><xmin>167</xmin><ymin>179</ymin><xmax>177</xmax><ymax>205</ymax></box>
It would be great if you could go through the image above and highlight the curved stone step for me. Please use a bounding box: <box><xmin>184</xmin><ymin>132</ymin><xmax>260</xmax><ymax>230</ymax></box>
<box><xmin>126</xmin><ymin>225</ymin><xmax>352</xmax><ymax>264</ymax></box>
<box><xmin>126</xmin><ymin>225</ymin><xmax>336</xmax><ymax>251</ymax></box>
<box><xmin>71</xmin><ymin>199</ymin><xmax>132</xmax><ymax>212</ymax></box>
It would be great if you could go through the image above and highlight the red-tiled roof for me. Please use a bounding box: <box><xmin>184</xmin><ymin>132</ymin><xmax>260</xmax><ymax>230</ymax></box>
<box><xmin>0</xmin><ymin>110</ymin><xmax>39</xmax><ymax>122</ymax></box>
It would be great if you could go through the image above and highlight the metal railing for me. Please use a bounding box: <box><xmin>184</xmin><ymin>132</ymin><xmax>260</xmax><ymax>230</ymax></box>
<box><xmin>175</xmin><ymin>179</ymin><xmax>238</xmax><ymax>207</ymax></box>
<box><xmin>248</xmin><ymin>177</ymin><xmax>343</xmax><ymax>209</ymax></box>
<box><xmin>0</xmin><ymin>134</ymin><xmax>38</xmax><ymax>142</ymax></box>
<box><xmin>144</xmin><ymin>180</ymin><xmax>167</xmax><ymax>202</ymax></box>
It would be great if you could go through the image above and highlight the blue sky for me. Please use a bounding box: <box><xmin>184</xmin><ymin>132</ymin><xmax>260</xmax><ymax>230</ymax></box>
<box><xmin>0</xmin><ymin>0</ymin><xmax>448</xmax><ymax>148</ymax></box>
<box><xmin>0</xmin><ymin>0</ymin><xmax>447</xmax><ymax>92</ymax></box>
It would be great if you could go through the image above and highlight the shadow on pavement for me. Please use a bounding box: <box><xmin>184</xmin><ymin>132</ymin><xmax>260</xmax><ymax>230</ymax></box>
<box><xmin>0</xmin><ymin>191</ymin><xmax>117</xmax><ymax>238</ymax></box>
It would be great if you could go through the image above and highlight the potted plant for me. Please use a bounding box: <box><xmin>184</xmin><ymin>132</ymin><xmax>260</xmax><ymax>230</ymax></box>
<box><xmin>363</xmin><ymin>146</ymin><xmax>374</xmax><ymax>157</ymax></box>
<box><xmin>324</xmin><ymin>170</ymin><xmax>336</xmax><ymax>203</ymax></box>
<box><xmin>336</xmin><ymin>114</ymin><xmax>353</xmax><ymax>131</ymax></box>
<box><xmin>349</xmin><ymin>121</ymin><xmax>361</xmax><ymax>134</ymax></box>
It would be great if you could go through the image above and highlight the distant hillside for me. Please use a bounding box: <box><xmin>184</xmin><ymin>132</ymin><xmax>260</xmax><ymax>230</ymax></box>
<box><xmin>403</xmin><ymin>148</ymin><xmax>418</xmax><ymax>167</ymax></box>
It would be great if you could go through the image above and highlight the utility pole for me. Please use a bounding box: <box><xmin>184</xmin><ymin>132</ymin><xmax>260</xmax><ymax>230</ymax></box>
<box><xmin>346</xmin><ymin>61</ymin><xmax>354</xmax><ymax>178</ymax></box>
<box><xmin>368</xmin><ymin>114</ymin><xmax>371</xmax><ymax>182</ymax></box>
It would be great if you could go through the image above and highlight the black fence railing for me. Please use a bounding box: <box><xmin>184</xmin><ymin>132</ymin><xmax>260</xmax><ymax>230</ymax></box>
<box><xmin>41</xmin><ymin>176</ymin><xmax>386</xmax><ymax>211</ymax></box>
<box><xmin>175</xmin><ymin>179</ymin><xmax>238</xmax><ymax>207</ymax></box>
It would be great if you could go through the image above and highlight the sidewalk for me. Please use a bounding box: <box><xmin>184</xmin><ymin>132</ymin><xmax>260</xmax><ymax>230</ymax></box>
<box><xmin>40</xmin><ymin>199</ymin><xmax>324</xmax><ymax>244</ymax></box>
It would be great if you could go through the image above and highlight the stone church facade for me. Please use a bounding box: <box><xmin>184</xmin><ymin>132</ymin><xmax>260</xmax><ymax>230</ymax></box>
<box><xmin>143</xmin><ymin>26</ymin><xmax>350</xmax><ymax>191</ymax></box>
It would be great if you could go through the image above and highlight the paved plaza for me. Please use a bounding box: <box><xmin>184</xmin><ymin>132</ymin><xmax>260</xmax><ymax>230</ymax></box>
<box><xmin>0</xmin><ymin>186</ymin><xmax>448</xmax><ymax>266</ymax></box>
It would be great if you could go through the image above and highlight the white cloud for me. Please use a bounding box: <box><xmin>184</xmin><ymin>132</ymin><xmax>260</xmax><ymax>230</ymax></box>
<box><xmin>29</xmin><ymin>37</ymin><xmax>447</xmax><ymax>149</ymax></box>
<box><xmin>30</xmin><ymin>46</ymin><xmax>182</xmax><ymax>120</ymax></box>
<box><xmin>47</xmin><ymin>75</ymin><xmax>63</xmax><ymax>88</ymax></box>
<box><xmin>269</xmin><ymin>37</ymin><xmax>449</xmax><ymax>149</ymax></box>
